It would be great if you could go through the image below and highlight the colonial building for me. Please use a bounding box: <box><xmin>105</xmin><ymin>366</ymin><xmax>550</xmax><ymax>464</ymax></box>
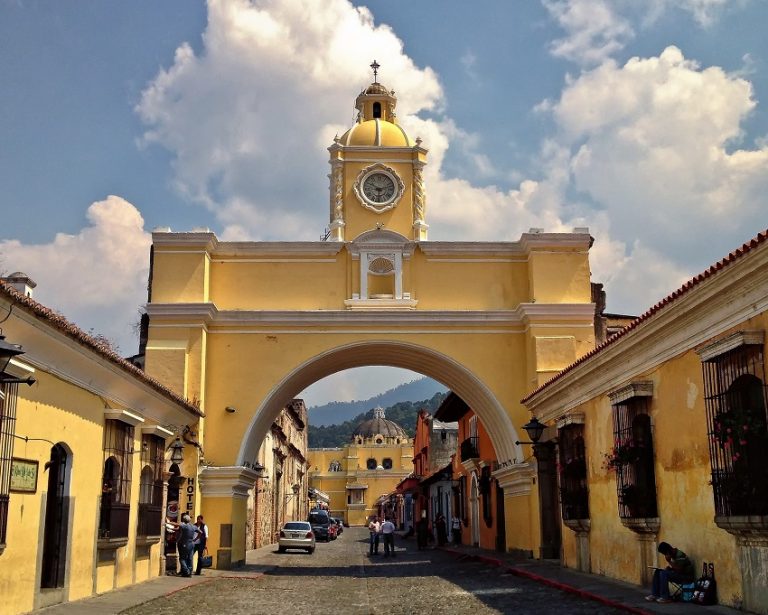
<box><xmin>0</xmin><ymin>278</ymin><xmax>200</xmax><ymax>615</ymax></box>
<box><xmin>308</xmin><ymin>407</ymin><xmax>412</xmax><ymax>525</ymax></box>
<box><xmin>142</xmin><ymin>66</ymin><xmax>597</xmax><ymax>564</ymax></box>
<box><xmin>522</xmin><ymin>229</ymin><xmax>768</xmax><ymax>613</ymax></box>
<box><xmin>246</xmin><ymin>399</ymin><xmax>308</xmax><ymax>549</ymax></box>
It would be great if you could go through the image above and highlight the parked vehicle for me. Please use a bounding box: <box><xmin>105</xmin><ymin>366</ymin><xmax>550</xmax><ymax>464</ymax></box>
<box><xmin>277</xmin><ymin>521</ymin><xmax>315</xmax><ymax>554</ymax></box>
<box><xmin>307</xmin><ymin>509</ymin><xmax>332</xmax><ymax>542</ymax></box>
<box><xmin>328</xmin><ymin>521</ymin><xmax>338</xmax><ymax>540</ymax></box>
<box><xmin>331</xmin><ymin>517</ymin><xmax>344</xmax><ymax>535</ymax></box>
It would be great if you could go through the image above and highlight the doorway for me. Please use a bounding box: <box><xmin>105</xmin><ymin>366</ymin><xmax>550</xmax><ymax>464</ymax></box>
<box><xmin>535</xmin><ymin>441</ymin><xmax>562</xmax><ymax>559</ymax></box>
<box><xmin>470</xmin><ymin>473</ymin><xmax>480</xmax><ymax>546</ymax></box>
<box><xmin>40</xmin><ymin>444</ymin><xmax>69</xmax><ymax>589</ymax></box>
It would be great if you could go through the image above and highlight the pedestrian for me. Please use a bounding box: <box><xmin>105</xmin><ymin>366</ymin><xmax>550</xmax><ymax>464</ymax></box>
<box><xmin>451</xmin><ymin>515</ymin><xmax>462</xmax><ymax>545</ymax></box>
<box><xmin>170</xmin><ymin>513</ymin><xmax>200</xmax><ymax>577</ymax></box>
<box><xmin>368</xmin><ymin>516</ymin><xmax>381</xmax><ymax>555</ymax></box>
<box><xmin>646</xmin><ymin>541</ymin><xmax>695</xmax><ymax>604</ymax></box>
<box><xmin>194</xmin><ymin>514</ymin><xmax>209</xmax><ymax>575</ymax></box>
<box><xmin>436</xmin><ymin>513</ymin><xmax>447</xmax><ymax>546</ymax></box>
<box><xmin>381</xmin><ymin>516</ymin><xmax>396</xmax><ymax>557</ymax></box>
<box><xmin>416</xmin><ymin>511</ymin><xmax>429</xmax><ymax>551</ymax></box>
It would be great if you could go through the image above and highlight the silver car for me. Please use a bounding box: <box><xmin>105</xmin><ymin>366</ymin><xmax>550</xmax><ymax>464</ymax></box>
<box><xmin>278</xmin><ymin>521</ymin><xmax>316</xmax><ymax>554</ymax></box>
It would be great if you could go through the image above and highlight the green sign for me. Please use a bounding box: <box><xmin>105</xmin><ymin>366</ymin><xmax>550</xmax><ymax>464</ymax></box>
<box><xmin>10</xmin><ymin>458</ymin><xmax>39</xmax><ymax>493</ymax></box>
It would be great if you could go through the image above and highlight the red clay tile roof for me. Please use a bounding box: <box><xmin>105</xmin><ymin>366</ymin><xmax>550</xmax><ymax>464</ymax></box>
<box><xmin>522</xmin><ymin>228</ymin><xmax>768</xmax><ymax>404</ymax></box>
<box><xmin>0</xmin><ymin>280</ymin><xmax>203</xmax><ymax>418</ymax></box>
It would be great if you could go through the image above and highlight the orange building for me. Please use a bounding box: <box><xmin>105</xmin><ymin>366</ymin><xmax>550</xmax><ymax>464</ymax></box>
<box><xmin>434</xmin><ymin>393</ymin><xmax>504</xmax><ymax>551</ymax></box>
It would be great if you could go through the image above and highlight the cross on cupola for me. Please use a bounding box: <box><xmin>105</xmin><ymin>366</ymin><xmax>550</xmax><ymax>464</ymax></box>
<box><xmin>370</xmin><ymin>60</ymin><xmax>380</xmax><ymax>83</ymax></box>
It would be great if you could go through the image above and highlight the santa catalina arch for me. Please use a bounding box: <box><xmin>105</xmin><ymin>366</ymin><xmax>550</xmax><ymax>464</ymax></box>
<box><xmin>144</xmin><ymin>71</ymin><xmax>596</xmax><ymax>567</ymax></box>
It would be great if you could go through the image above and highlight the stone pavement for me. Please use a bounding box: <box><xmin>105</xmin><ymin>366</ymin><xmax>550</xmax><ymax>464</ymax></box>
<box><xmin>434</xmin><ymin>540</ymin><xmax>741</xmax><ymax>615</ymax></box>
<box><xmin>30</xmin><ymin>534</ymin><xmax>746</xmax><ymax>615</ymax></box>
<box><xmin>31</xmin><ymin>567</ymin><xmax>265</xmax><ymax>615</ymax></box>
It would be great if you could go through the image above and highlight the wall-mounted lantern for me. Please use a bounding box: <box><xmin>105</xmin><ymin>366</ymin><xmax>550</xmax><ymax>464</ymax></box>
<box><xmin>169</xmin><ymin>437</ymin><xmax>185</xmax><ymax>464</ymax></box>
<box><xmin>515</xmin><ymin>416</ymin><xmax>546</xmax><ymax>445</ymax></box>
<box><xmin>0</xmin><ymin>333</ymin><xmax>35</xmax><ymax>385</ymax></box>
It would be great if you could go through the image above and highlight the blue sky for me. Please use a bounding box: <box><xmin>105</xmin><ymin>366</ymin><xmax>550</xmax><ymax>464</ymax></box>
<box><xmin>2</xmin><ymin>0</ymin><xmax>768</xmax><ymax>406</ymax></box>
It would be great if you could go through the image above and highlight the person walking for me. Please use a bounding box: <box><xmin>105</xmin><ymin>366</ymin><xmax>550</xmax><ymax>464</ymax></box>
<box><xmin>436</xmin><ymin>513</ymin><xmax>448</xmax><ymax>546</ymax></box>
<box><xmin>451</xmin><ymin>515</ymin><xmax>462</xmax><ymax>545</ymax></box>
<box><xmin>368</xmin><ymin>516</ymin><xmax>381</xmax><ymax>555</ymax></box>
<box><xmin>194</xmin><ymin>515</ymin><xmax>208</xmax><ymax>575</ymax></box>
<box><xmin>381</xmin><ymin>517</ymin><xmax>396</xmax><ymax>557</ymax></box>
<box><xmin>171</xmin><ymin>514</ymin><xmax>200</xmax><ymax>577</ymax></box>
<box><xmin>416</xmin><ymin>511</ymin><xmax>429</xmax><ymax>551</ymax></box>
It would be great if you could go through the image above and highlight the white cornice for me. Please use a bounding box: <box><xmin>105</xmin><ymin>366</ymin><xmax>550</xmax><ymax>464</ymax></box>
<box><xmin>145</xmin><ymin>304</ymin><xmax>594</xmax><ymax>329</ymax></box>
<box><xmin>418</xmin><ymin>232</ymin><xmax>591</xmax><ymax>256</ymax></box>
<box><xmin>198</xmin><ymin>465</ymin><xmax>261</xmax><ymax>499</ymax></box>
<box><xmin>493</xmin><ymin>462</ymin><xmax>536</xmax><ymax>495</ymax></box>
<box><xmin>524</xmin><ymin>242</ymin><xmax>768</xmax><ymax>421</ymax></box>
<box><xmin>211</xmin><ymin>242</ymin><xmax>345</xmax><ymax>257</ymax></box>
<box><xmin>697</xmin><ymin>330</ymin><xmax>764</xmax><ymax>362</ymax></box>
<box><xmin>607</xmin><ymin>382</ymin><xmax>653</xmax><ymax>405</ymax></box>
<box><xmin>104</xmin><ymin>408</ymin><xmax>145</xmax><ymax>427</ymax></box>
<box><xmin>141</xmin><ymin>425</ymin><xmax>175</xmax><ymax>439</ymax></box>
<box><xmin>152</xmin><ymin>232</ymin><xmax>218</xmax><ymax>250</ymax></box>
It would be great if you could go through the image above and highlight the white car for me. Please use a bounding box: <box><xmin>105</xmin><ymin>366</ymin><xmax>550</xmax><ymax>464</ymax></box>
<box><xmin>278</xmin><ymin>521</ymin><xmax>316</xmax><ymax>554</ymax></box>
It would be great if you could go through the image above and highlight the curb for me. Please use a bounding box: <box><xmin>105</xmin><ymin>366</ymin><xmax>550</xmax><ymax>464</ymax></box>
<box><xmin>441</xmin><ymin>548</ymin><xmax>651</xmax><ymax>615</ymax></box>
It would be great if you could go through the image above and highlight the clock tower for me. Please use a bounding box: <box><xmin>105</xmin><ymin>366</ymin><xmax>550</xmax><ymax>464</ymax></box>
<box><xmin>328</xmin><ymin>62</ymin><xmax>428</xmax><ymax>242</ymax></box>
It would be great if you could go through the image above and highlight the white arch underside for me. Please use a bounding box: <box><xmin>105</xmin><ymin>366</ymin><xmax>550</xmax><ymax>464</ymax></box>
<box><xmin>236</xmin><ymin>340</ymin><xmax>522</xmax><ymax>466</ymax></box>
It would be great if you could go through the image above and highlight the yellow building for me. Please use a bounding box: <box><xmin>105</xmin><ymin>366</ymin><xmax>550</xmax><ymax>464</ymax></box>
<box><xmin>308</xmin><ymin>407</ymin><xmax>412</xmax><ymax>526</ymax></box>
<box><xmin>143</xmin><ymin>67</ymin><xmax>597</xmax><ymax>566</ymax></box>
<box><xmin>0</xmin><ymin>277</ymin><xmax>200</xmax><ymax>614</ymax></box>
<box><xmin>522</xmin><ymin>230</ymin><xmax>768</xmax><ymax>613</ymax></box>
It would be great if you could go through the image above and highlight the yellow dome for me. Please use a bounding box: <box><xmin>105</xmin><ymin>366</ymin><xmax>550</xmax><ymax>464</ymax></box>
<box><xmin>338</xmin><ymin>119</ymin><xmax>412</xmax><ymax>147</ymax></box>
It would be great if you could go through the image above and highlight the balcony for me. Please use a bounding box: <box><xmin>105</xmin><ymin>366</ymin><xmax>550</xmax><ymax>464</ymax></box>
<box><xmin>460</xmin><ymin>437</ymin><xmax>479</xmax><ymax>462</ymax></box>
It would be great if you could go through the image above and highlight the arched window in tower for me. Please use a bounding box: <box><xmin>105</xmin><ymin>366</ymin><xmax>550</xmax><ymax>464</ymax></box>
<box><xmin>373</xmin><ymin>102</ymin><xmax>382</xmax><ymax>118</ymax></box>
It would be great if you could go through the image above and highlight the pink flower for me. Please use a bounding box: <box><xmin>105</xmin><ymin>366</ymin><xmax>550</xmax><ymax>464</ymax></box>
<box><xmin>739</xmin><ymin>439</ymin><xmax>748</xmax><ymax>446</ymax></box>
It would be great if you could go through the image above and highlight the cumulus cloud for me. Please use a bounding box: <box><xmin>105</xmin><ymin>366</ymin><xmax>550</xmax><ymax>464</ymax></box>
<box><xmin>0</xmin><ymin>196</ymin><xmax>151</xmax><ymax>352</ymax></box>
<box><xmin>135</xmin><ymin>0</ymin><xmax>768</xmax><ymax>321</ymax></box>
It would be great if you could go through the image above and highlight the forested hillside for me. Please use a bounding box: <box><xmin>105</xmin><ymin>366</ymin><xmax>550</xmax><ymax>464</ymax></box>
<box><xmin>307</xmin><ymin>377</ymin><xmax>447</xmax><ymax>427</ymax></box>
<box><xmin>308</xmin><ymin>391</ymin><xmax>447</xmax><ymax>448</ymax></box>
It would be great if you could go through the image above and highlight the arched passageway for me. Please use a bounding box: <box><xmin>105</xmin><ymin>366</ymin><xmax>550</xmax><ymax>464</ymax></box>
<box><xmin>237</xmin><ymin>340</ymin><xmax>523</xmax><ymax>468</ymax></box>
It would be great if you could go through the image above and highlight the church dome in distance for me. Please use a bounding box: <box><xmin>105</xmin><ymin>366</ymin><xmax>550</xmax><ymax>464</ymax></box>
<box><xmin>352</xmin><ymin>406</ymin><xmax>408</xmax><ymax>441</ymax></box>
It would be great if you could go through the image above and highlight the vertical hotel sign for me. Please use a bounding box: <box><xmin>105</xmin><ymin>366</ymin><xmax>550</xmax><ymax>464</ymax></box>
<box><xmin>186</xmin><ymin>476</ymin><xmax>196</xmax><ymax>513</ymax></box>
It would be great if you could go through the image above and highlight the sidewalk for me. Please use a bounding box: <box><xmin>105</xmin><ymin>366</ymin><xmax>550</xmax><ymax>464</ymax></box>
<box><xmin>31</xmin><ymin>561</ymin><xmax>267</xmax><ymax>615</ymax></box>
<box><xmin>436</xmin><ymin>542</ymin><xmax>740</xmax><ymax>615</ymax></box>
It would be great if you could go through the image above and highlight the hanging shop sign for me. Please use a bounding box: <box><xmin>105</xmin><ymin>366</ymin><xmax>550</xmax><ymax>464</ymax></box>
<box><xmin>10</xmin><ymin>458</ymin><xmax>39</xmax><ymax>493</ymax></box>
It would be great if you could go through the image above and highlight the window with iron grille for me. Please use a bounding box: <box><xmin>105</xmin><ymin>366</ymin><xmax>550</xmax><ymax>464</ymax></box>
<box><xmin>480</xmin><ymin>465</ymin><xmax>493</xmax><ymax>526</ymax></box>
<box><xmin>137</xmin><ymin>434</ymin><xmax>164</xmax><ymax>538</ymax></box>
<box><xmin>610</xmin><ymin>397</ymin><xmax>658</xmax><ymax>519</ymax></box>
<box><xmin>701</xmin><ymin>341</ymin><xmax>768</xmax><ymax>519</ymax></box>
<box><xmin>558</xmin><ymin>424</ymin><xmax>589</xmax><ymax>520</ymax></box>
<box><xmin>98</xmin><ymin>419</ymin><xmax>134</xmax><ymax>540</ymax></box>
<box><xmin>0</xmin><ymin>383</ymin><xmax>19</xmax><ymax>549</ymax></box>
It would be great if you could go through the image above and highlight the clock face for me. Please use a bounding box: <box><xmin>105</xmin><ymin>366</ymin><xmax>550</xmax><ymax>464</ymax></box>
<box><xmin>362</xmin><ymin>172</ymin><xmax>396</xmax><ymax>204</ymax></box>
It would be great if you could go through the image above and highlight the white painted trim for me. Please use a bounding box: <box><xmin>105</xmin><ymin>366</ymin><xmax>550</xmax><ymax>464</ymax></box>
<box><xmin>697</xmin><ymin>330</ymin><xmax>764</xmax><ymax>361</ymax></box>
<box><xmin>141</xmin><ymin>425</ymin><xmax>175</xmax><ymax>438</ymax></box>
<box><xmin>426</xmin><ymin>258</ymin><xmax>525</xmax><ymax>263</ymax></box>
<box><xmin>211</xmin><ymin>258</ymin><xmax>338</xmax><ymax>264</ymax></box>
<box><xmin>104</xmin><ymin>408</ymin><xmax>145</xmax><ymax>427</ymax></box>
<box><xmin>493</xmin><ymin>462</ymin><xmax>536</xmax><ymax>495</ymax></box>
<box><xmin>198</xmin><ymin>466</ymin><xmax>261</xmax><ymax>499</ymax></box>
<box><xmin>5</xmin><ymin>357</ymin><xmax>35</xmax><ymax>379</ymax></box>
<box><xmin>607</xmin><ymin>381</ymin><xmax>654</xmax><ymax>405</ymax></box>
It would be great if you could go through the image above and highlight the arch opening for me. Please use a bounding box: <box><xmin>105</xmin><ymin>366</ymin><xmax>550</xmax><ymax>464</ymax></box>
<box><xmin>237</xmin><ymin>341</ymin><xmax>522</xmax><ymax>467</ymax></box>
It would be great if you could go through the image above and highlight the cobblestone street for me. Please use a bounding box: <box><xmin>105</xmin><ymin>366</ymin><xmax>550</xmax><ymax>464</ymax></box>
<box><xmin>122</xmin><ymin>528</ymin><xmax>626</xmax><ymax>615</ymax></box>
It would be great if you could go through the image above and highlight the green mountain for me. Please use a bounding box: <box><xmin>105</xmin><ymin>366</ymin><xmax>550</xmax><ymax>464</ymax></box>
<box><xmin>308</xmin><ymin>391</ymin><xmax>448</xmax><ymax>448</ymax></box>
<box><xmin>307</xmin><ymin>376</ymin><xmax>447</xmax><ymax>427</ymax></box>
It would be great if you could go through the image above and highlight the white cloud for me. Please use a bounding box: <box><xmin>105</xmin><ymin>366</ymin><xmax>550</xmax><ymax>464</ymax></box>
<box><xmin>549</xmin><ymin>46</ymin><xmax>768</xmax><ymax>262</ymax></box>
<box><xmin>0</xmin><ymin>196</ymin><xmax>151</xmax><ymax>352</ymax></box>
<box><xmin>542</xmin><ymin>0</ymin><xmax>635</xmax><ymax>65</ymax></box>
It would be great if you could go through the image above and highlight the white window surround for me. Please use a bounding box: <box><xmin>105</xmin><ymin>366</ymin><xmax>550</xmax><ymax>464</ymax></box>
<box><xmin>345</xmin><ymin>229</ymin><xmax>418</xmax><ymax>308</ymax></box>
<box><xmin>697</xmin><ymin>330</ymin><xmax>764</xmax><ymax>362</ymax></box>
<box><xmin>104</xmin><ymin>408</ymin><xmax>145</xmax><ymax>427</ymax></box>
<box><xmin>607</xmin><ymin>382</ymin><xmax>653</xmax><ymax>405</ymax></box>
<box><xmin>140</xmin><ymin>424</ymin><xmax>174</xmax><ymax>439</ymax></box>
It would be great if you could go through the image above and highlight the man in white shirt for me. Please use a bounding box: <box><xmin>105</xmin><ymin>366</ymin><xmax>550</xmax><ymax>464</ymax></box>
<box><xmin>368</xmin><ymin>516</ymin><xmax>381</xmax><ymax>555</ymax></box>
<box><xmin>380</xmin><ymin>517</ymin><xmax>396</xmax><ymax>557</ymax></box>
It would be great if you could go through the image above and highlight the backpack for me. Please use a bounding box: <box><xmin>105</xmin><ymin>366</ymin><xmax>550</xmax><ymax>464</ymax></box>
<box><xmin>692</xmin><ymin>562</ymin><xmax>717</xmax><ymax>606</ymax></box>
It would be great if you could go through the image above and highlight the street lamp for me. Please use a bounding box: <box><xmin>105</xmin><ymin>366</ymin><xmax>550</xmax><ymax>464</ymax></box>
<box><xmin>0</xmin><ymin>333</ymin><xmax>35</xmax><ymax>385</ymax></box>
<box><xmin>515</xmin><ymin>416</ymin><xmax>546</xmax><ymax>445</ymax></box>
<box><xmin>169</xmin><ymin>437</ymin><xmax>185</xmax><ymax>464</ymax></box>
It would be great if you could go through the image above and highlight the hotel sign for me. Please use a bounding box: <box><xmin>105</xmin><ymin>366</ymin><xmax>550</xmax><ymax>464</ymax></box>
<box><xmin>10</xmin><ymin>458</ymin><xmax>39</xmax><ymax>493</ymax></box>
